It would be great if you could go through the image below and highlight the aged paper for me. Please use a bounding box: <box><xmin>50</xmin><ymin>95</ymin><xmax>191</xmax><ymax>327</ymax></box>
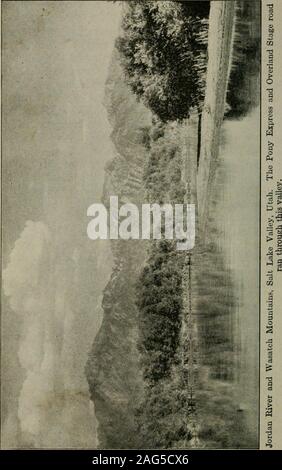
<box><xmin>0</xmin><ymin>0</ymin><xmax>281</xmax><ymax>452</ymax></box>
<box><xmin>261</xmin><ymin>0</ymin><xmax>282</xmax><ymax>451</ymax></box>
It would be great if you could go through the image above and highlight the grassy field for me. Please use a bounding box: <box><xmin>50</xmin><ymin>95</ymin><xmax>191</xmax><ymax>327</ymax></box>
<box><xmin>180</xmin><ymin>1</ymin><xmax>238</xmax><ymax>448</ymax></box>
<box><xmin>197</xmin><ymin>0</ymin><xmax>236</xmax><ymax>234</ymax></box>
<box><xmin>180</xmin><ymin>0</ymin><xmax>260</xmax><ymax>448</ymax></box>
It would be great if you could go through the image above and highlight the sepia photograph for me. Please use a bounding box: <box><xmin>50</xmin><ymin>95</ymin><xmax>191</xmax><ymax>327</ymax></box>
<box><xmin>2</xmin><ymin>0</ymin><xmax>280</xmax><ymax>458</ymax></box>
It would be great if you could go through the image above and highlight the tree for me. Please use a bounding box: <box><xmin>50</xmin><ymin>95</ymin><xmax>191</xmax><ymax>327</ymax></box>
<box><xmin>136</xmin><ymin>240</ymin><xmax>184</xmax><ymax>383</ymax></box>
<box><xmin>116</xmin><ymin>1</ymin><xmax>210</xmax><ymax>122</ymax></box>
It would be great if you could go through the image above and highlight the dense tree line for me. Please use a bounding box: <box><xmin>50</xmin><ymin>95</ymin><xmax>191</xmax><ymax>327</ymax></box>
<box><xmin>136</xmin><ymin>240</ymin><xmax>183</xmax><ymax>383</ymax></box>
<box><xmin>134</xmin><ymin>120</ymin><xmax>193</xmax><ymax>448</ymax></box>
<box><xmin>143</xmin><ymin>119</ymin><xmax>185</xmax><ymax>203</ymax></box>
<box><xmin>116</xmin><ymin>1</ymin><xmax>210</xmax><ymax>122</ymax></box>
<box><xmin>136</xmin><ymin>120</ymin><xmax>185</xmax><ymax>386</ymax></box>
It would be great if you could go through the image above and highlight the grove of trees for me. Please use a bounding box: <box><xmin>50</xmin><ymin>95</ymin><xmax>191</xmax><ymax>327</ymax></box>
<box><xmin>116</xmin><ymin>0</ymin><xmax>210</xmax><ymax>122</ymax></box>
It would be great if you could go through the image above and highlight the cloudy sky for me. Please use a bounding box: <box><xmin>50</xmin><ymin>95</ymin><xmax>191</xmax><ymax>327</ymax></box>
<box><xmin>2</xmin><ymin>1</ymin><xmax>122</xmax><ymax>448</ymax></box>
